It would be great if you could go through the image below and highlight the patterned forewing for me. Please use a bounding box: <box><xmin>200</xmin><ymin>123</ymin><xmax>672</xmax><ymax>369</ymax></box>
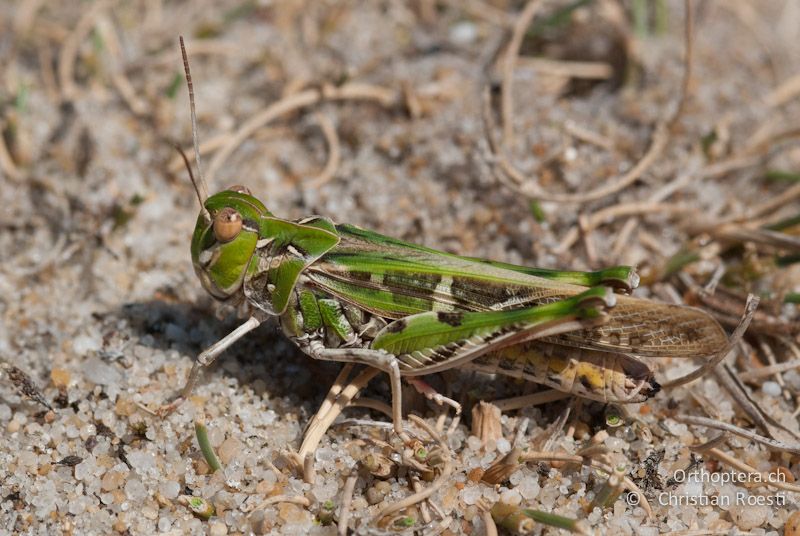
<box><xmin>306</xmin><ymin>225</ymin><xmax>728</xmax><ymax>358</ymax></box>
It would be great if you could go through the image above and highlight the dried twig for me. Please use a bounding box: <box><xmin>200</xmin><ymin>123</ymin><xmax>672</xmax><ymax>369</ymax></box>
<box><xmin>484</xmin><ymin>0</ymin><xmax>695</xmax><ymax>205</ymax></box>
<box><xmin>58</xmin><ymin>1</ymin><xmax>106</xmax><ymax>100</ymax></box>
<box><xmin>349</xmin><ymin>397</ymin><xmax>393</xmax><ymax>418</ymax></box>
<box><xmin>500</xmin><ymin>0</ymin><xmax>543</xmax><ymax>149</ymax></box>
<box><xmin>307</xmin><ymin>112</ymin><xmax>341</xmax><ymax>188</ymax></box>
<box><xmin>338</xmin><ymin>473</ymin><xmax>358</xmax><ymax>536</ymax></box>
<box><xmin>246</xmin><ymin>494</ymin><xmax>311</xmax><ymax>515</ymax></box>
<box><xmin>303</xmin><ymin>452</ymin><xmax>315</xmax><ymax>485</ymax></box>
<box><xmin>517</xmin><ymin>451</ymin><xmax>652</xmax><ymax>518</ymax></box>
<box><xmin>765</xmin><ymin>73</ymin><xmax>800</xmax><ymax>108</ymax></box>
<box><xmin>516</xmin><ymin>57</ymin><xmax>613</xmax><ymax>81</ymax></box>
<box><xmin>555</xmin><ymin>202</ymin><xmax>692</xmax><ymax>254</ymax></box>
<box><xmin>676</xmin><ymin>414</ymin><xmax>800</xmax><ymax>455</ymax></box>
<box><xmin>563</xmin><ymin>120</ymin><xmax>616</xmax><ymax>152</ymax></box>
<box><xmin>206</xmin><ymin>82</ymin><xmax>400</xmax><ymax>184</ymax></box>
<box><xmin>371</xmin><ymin>415</ymin><xmax>453</xmax><ymax>523</ymax></box>
<box><xmin>744</xmin><ymin>181</ymin><xmax>800</xmax><ymax>221</ymax></box>
<box><xmin>714</xmin><ymin>364</ymin><xmax>800</xmax><ymax>444</ymax></box>
<box><xmin>0</xmin><ymin>121</ymin><xmax>23</xmax><ymax>182</ymax></box>
<box><xmin>483</xmin><ymin>84</ymin><xmax>671</xmax><ymax>203</ymax></box>
<box><xmin>697</xmin><ymin>448</ymin><xmax>800</xmax><ymax>494</ymax></box>
<box><xmin>441</xmin><ymin>0</ymin><xmax>512</xmax><ymax>27</ymax></box>
<box><xmin>94</xmin><ymin>15</ymin><xmax>148</xmax><ymax>116</ymax></box>
<box><xmin>738</xmin><ymin>359</ymin><xmax>800</xmax><ymax>381</ymax></box>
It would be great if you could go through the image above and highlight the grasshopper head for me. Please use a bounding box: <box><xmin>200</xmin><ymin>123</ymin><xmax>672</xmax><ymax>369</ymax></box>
<box><xmin>190</xmin><ymin>185</ymin><xmax>271</xmax><ymax>300</ymax></box>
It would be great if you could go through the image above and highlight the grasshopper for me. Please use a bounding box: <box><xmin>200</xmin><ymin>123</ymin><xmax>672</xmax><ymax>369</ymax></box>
<box><xmin>160</xmin><ymin>39</ymin><xmax>729</xmax><ymax>434</ymax></box>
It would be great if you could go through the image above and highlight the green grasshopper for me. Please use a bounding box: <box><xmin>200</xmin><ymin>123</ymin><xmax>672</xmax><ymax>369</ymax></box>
<box><xmin>160</xmin><ymin>39</ymin><xmax>729</xmax><ymax>434</ymax></box>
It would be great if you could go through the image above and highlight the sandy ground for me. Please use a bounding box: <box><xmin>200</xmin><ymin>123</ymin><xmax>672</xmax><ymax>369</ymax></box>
<box><xmin>1</xmin><ymin>1</ymin><xmax>800</xmax><ymax>534</ymax></box>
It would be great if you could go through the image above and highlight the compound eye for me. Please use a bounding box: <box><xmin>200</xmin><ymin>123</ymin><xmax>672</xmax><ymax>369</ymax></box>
<box><xmin>213</xmin><ymin>207</ymin><xmax>243</xmax><ymax>243</ymax></box>
<box><xmin>227</xmin><ymin>184</ymin><xmax>252</xmax><ymax>195</ymax></box>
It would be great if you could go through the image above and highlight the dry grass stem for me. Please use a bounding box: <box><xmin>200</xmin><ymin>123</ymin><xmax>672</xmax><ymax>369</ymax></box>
<box><xmin>441</xmin><ymin>0</ymin><xmax>512</xmax><ymax>27</ymax></box>
<box><xmin>745</xmin><ymin>181</ymin><xmax>800</xmax><ymax>220</ymax></box>
<box><xmin>500</xmin><ymin>0</ymin><xmax>543</xmax><ymax>149</ymax></box>
<box><xmin>95</xmin><ymin>15</ymin><xmax>148</xmax><ymax>116</ymax></box>
<box><xmin>0</xmin><ymin>122</ymin><xmax>22</xmax><ymax>182</ymax></box>
<box><xmin>303</xmin><ymin>452</ymin><xmax>315</xmax><ymax>485</ymax></box>
<box><xmin>372</xmin><ymin>414</ymin><xmax>453</xmax><ymax>523</ymax></box>
<box><xmin>491</xmin><ymin>115</ymin><xmax>670</xmax><ymax>204</ymax></box>
<box><xmin>411</xmin><ymin>476</ymin><xmax>433</xmax><ymax>523</ymax></box>
<box><xmin>486</xmin><ymin>0</ymin><xmax>695</xmax><ymax>205</ymax></box>
<box><xmin>471</xmin><ymin>401</ymin><xmax>502</xmax><ymax>446</ymax></box>
<box><xmin>676</xmin><ymin>414</ymin><xmax>800</xmax><ymax>454</ymax></box>
<box><xmin>699</xmin><ymin>448</ymin><xmax>800</xmax><ymax>494</ymax></box>
<box><xmin>307</xmin><ymin>112</ymin><xmax>341</xmax><ymax>188</ymax></box>
<box><xmin>738</xmin><ymin>359</ymin><xmax>800</xmax><ymax>381</ymax></box>
<box><xmin>338</xmin><ymin>473</ymin><xmax>358</xmax><ymax>536</ymax></box>
<box><xmin>206</xmin><ymin>82</ymin><xmax>400</xmax><ymax>184</ymax></box>
<box><xmin>563</xmin><ymin>120</ymin><xmax>616</xmax><ymax>151</ymax></box>
<box><xmin>714</xmin><ymin>364</ymin><xmax>800</xmax><ymax>445</ymax></box>
<box><xmin>246</xmin><ymin>494</ymin><xmax>311</xmax><ymax>515</ymax></box>
<box><xmin>349</xmin><ymin>397</ymin><xmax>393</xmax><ymax>418</ymax></box>
<box><xmin>556</xmin><ymin>202</ymin><xmax>692</xmax><ymax>253</ymax></box>
<box><xmin>517</xmin><ymin>57</ymin><xmax>613</xmax><ymax>80</ymax></box>
<box><xmin>766</xmin><ymin>73</ymin><xmax>800</xmax><ymax>107</ymax></box>
<box><xmin>58</xmin><ymin>1</ymin><xmax>106</xmax><ymax>101</ymax></box>
<box><xmin>758</xmin><ymin>338</ymin><xmax>786</xmax><ymax>390</ymax></box>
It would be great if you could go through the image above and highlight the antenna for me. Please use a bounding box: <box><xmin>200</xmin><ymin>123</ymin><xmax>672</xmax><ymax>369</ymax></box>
<box><xmin>179</xmin><ymin>36</ymin><xmax>210</xmax><ymax>218</ymax></box>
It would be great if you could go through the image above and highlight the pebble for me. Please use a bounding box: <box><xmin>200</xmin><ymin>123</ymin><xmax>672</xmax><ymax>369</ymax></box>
<box><xmin>466</xmin><ymin>436</ymin><xmax>482</xmax><ymax>452</ymax></box>
<box><xmin>278</xmin><ymin>503</ymin><xmax>308</xmax><ymax>524</ymax></box>
<box><xmin>157</xmin><ymin>517</ymin><xmax>171</xmax><ymax>532</ymax></box>
<box><xmin>449</xmin><ymin>21</ymin><xmax>477</xmax><ymax>45</ymax></box>
<box><xmin>366</xmin><ymin>481</ymin><xmax>391</xmax><ymax>505</ymax></box>
<box><xmin>50</xmin><ymin>368</ymin><xmax>71</xmax><ymax>388</ymax></box>
<box><xmin>500</xmin><ymin>488</ymin><xmax>522</xmax><ymax>505</ymax></box>
<box><xmin>729</xmin><ymin>504</ymin><xmax>768</xmax><ymax>530</ymax></box>
<box><xmin>102</xmin><ymin>470</ymin><xmax>125</xmax><ymax>491</ymax></box>
<box><xmin>124</xmin><ymin>478</ymin><xmax>147</xmax><ymax>501</ymax></box>
<box><xmin>158</xmin><ymin>480</ymin><xmax>181</xmax><ymax>499</ymax></box>
<box><xmin>762</xmin><ymin>381</ymin><xmax>782</xmax><ymax>397</ymax></box>
<box><xmin>209</xmin><ymin>521</ymin><xmax>228</xmax><ymax>536</ymax></box>
<box><xmin>82</xmin><ymin>357</ymin><xmax>122</xmax><ymax>386</ymax></box>
<box><xmin>460</xmin><ymin>485</ymin><xmax>482</xmax><ymax>506</ymax></box>
<box><xmin>73</xmin><ymin>334</ymin><xmax>101</xmax><ymax>355</ymax></box>
<box><xmin>128</xmin><ymin>449</ymin><xmax>157</xmax><ymax>475</ymax></box>
<box><xmin>496</xmin><ymin>437</ymin><xmax>511</xmax><ymax>454</ymax></box>
<box><xmin>142</xmin><ymin>505</ymin><xmax>158</xmax><ymax>520</ymax></box>
<box><xmin>218</xmin><ymin>436</ymin><xmax>245</xmax><ymax>465</ymax></box>
<box><xmin>518</xmin><ymin>478</ymin><xmax>540</xmax><ymax>500</ymax></box>
<box><xmin>785</xmin><ymin>511</ymin><xmax>800</xmax><ymax>536</ymax></box>
<box><xmin>7</xmin><ymin>418</ymin><xmax>21</xmax><ymax>433</ymax></box>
